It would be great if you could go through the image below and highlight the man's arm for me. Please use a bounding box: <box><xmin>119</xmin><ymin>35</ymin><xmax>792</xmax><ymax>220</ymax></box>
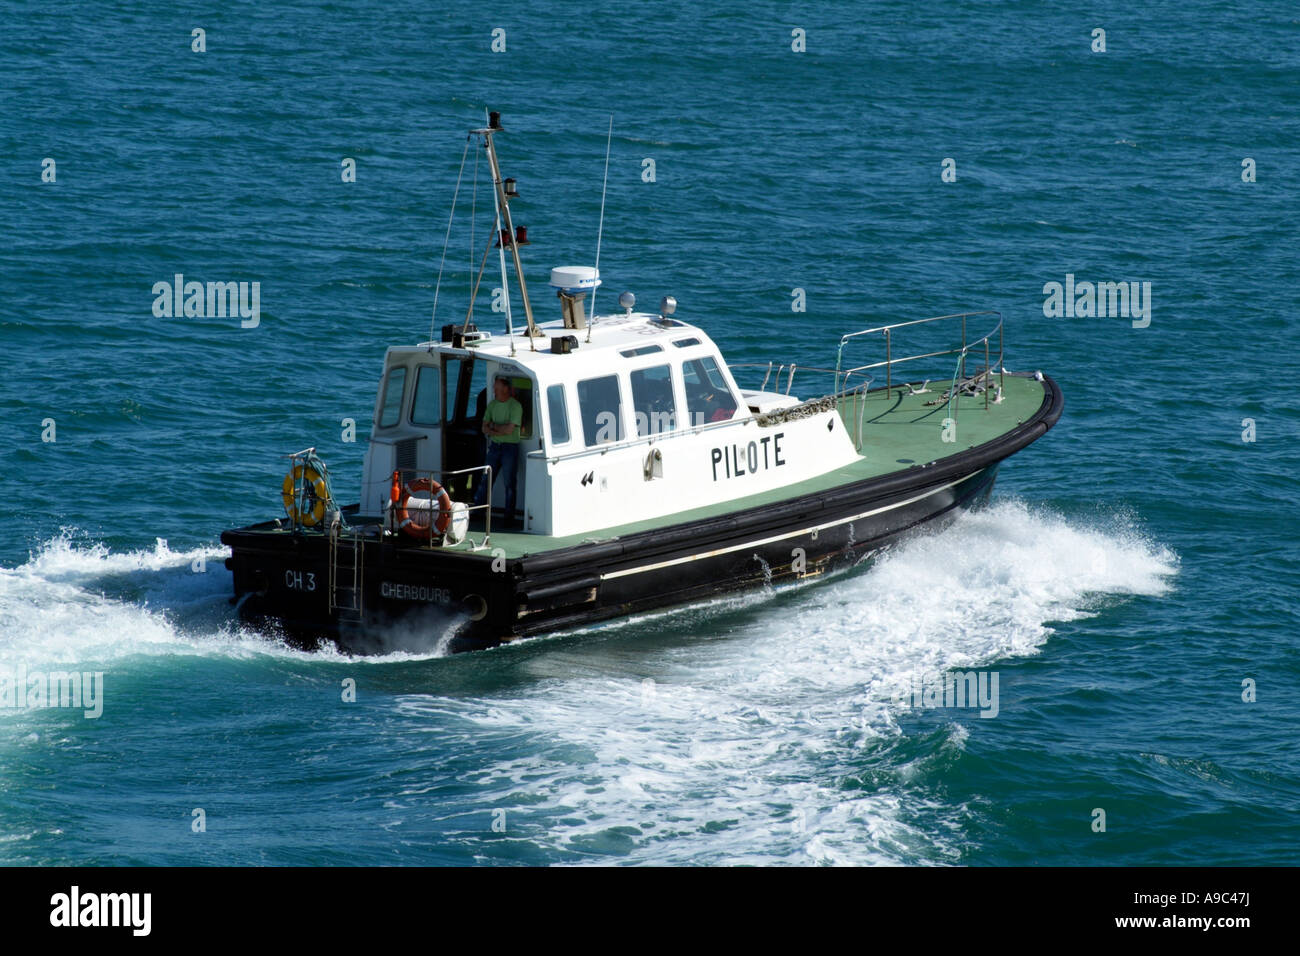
<box><xmin>482</xmin><ymin>402</ymin><xmax>520</xmax><ymax>437</ymax></box>
<box><xmin>503</xmin><ymin>399</ymin><xmax>523</xmax><ymax>437</ymax></box>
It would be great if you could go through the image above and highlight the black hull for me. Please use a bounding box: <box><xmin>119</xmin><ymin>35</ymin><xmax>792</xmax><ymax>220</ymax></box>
<box><xmin>222</xmin><ymin>375</ymin><xmax>1062</xmax><ymax>654</ymax></box>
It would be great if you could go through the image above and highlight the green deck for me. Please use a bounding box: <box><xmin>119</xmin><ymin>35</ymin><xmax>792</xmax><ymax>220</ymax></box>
<box><xmin>451</xmin><ymin>373</ymin><xmax>1047</xmax><ymax>558</ymax></box>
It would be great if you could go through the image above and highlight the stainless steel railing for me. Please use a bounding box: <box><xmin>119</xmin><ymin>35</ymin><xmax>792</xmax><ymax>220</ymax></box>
<box><xmin>278</xmin><ymin>448</ymin><xmax>495</xmax><ymax>549</ymax></box>
<box><xmin>388</xmin><ymin>464</ymin><xmax>494</xmax><ymax>550</ymax></box>
<box><xmin>834</xmin><ymin>311</ymin><xmax>1005</xmax><ymax>418</ymax></box>
<box><xmin>728</xmin><ymin>363</ymin><xmax>862</xmax><ymax>397</ymax></box>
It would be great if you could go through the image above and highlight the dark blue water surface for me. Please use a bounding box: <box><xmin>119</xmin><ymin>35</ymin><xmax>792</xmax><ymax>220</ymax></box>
<box><xmin>1</xmin><ymin>1</ymin><xmax>1296</xmax><ymax>865</ymax></box>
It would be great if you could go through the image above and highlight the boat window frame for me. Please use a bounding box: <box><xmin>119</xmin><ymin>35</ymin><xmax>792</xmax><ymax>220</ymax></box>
<box><xmin>680</xmin><ymin>353</ymin><xmax>740</xmax><ymax>425</ymax></box>
<box><xmin>545</xmin><ymin>383</ymin><xmax>572</xmax><ymax>447</ymax></box>
<box><xmin>409</xmin><ymin>364</ymin><xmax>442</xmax><ymax>427</ymax></box>
<box><xmin>377</xmin><ymin>365</ymin><xmax>408</xmax><ymax>429</ymax></box>
<box><xmin>443</xmin><ymin>355</ymin><xmax>489</xmax><ymax>427</ymax></box>
<box><xmin>576</xmin><ymin>372</ymin><xmax>627</xmax><ymax>448</ymax></box>
<box><xmin>443</xmin><ymin>357</ymin><xmax>460</xmax><ymax>425</ymax></box>
<box><xmin>620</xmin><ymin>344</ymin><xmax>663</xmax><ymax>358</ymax></box>
<box><xmin>628</xmin><ymin>361</ymin><xmax>681</xmax><ymax>438</ymax></box>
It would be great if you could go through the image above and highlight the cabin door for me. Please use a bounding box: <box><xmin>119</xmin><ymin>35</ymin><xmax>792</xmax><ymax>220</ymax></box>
<box><xmin>441</xmin><ymin>355</ymin><xmax>488</xmax><ymax>501</ymax></box>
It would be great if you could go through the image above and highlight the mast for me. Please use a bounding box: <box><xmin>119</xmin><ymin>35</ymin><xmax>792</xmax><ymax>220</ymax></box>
<box><xmin>488</xmin><ymin>145</ymin><xmax>516</xmax><ymax>357</ymax></box>
<box><xmin>476</xmin><ymin>111</ymin><xmax>540</xmax><ymax>348</ymax></box>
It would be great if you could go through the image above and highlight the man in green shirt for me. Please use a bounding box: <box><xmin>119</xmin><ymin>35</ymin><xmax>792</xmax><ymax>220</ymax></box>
<box><xmin>474</xmin><ymin>375</ymin><xmax>523</xmax><ymax>518</ymax></box>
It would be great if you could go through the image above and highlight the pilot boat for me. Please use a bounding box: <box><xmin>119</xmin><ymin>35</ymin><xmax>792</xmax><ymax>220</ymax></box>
<box><xmin>221</xmin><ymin>113</ymin><xmax>1063</xmax><ymax>654</ymax></box>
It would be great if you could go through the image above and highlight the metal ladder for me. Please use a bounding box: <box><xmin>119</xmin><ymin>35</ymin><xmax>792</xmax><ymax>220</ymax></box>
<box><xmin>328</xmin><ymin>523</ymin><xmax>365</xmax><ymax>623</ymax></box>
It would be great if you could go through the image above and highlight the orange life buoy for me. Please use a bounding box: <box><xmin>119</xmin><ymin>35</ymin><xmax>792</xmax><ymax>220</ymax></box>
<box><xmin>397</xmin><ymin>477</ymin><xmax>452</xmax><ymax>539</ymax></box>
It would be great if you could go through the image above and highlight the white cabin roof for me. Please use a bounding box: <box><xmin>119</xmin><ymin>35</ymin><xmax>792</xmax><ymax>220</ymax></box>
<box><xmin>392</xmin><ymin>313</ymin><xmax>719</xmax><ymax>386</ymax></box>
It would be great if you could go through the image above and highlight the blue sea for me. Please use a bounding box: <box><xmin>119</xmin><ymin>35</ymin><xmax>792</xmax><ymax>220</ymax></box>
<box><xmin>1</xmin><ymin>0</ymin><xmax>1296</xmax><ymax>866</ymax></box>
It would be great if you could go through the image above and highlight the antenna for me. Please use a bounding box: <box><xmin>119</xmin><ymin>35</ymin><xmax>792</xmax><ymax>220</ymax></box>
<box><xmin>589</xmin><ymin>115</ymin><xmax>613</xmax><ymax>333</ymax></box>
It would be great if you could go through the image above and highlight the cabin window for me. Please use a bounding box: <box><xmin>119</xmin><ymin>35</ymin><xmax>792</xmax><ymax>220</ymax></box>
<box><xmin>620</xmin><ymin>344</ymin><xmax>663</xmax><ymax>358</ymax></box>
<box><xmin>682</xmin><ymin>356</ymin><xmax>738</xmax><ymax>424</ymax></box>
<box><xmin>444</xmin><ymin>357</ymin><xmax>488</xmax><ymax>425</ymax></box>
<box><xmin>410</xmin><ymin>365</ymin><xmax>441</xmax><ymax>426</ymax></box>
<box><xmin>629</xmin><ymin>364</ymin><xmax>678</xmax><ymax>437</ymax></box>
<box><xmin>468</xmin><ymin>360</ymin><xmax>488</xmax><ymax>422</ymax></box>
<box><xmin>672</xmin><ymin>337</ymin><xmax>701</xmax><ymax>348</ymax></box>
<box><xmin>546</xmin><ymin>384</ymin><xmax>571</xmax><ymax>446</ymax></box>
<box><xmin>378</xmin><ymin>366</ymin><xmax>407</xmax><ymax>428</ymax></box>
<box><xmin>577</xmin><ymin>374</ymin><xmax>625</xmax><ymax>447</ymax></box>
<box><xmin>444</xmin><ymin>360</ymin><xmax>459</xmax><ymax>423</ymax></box>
